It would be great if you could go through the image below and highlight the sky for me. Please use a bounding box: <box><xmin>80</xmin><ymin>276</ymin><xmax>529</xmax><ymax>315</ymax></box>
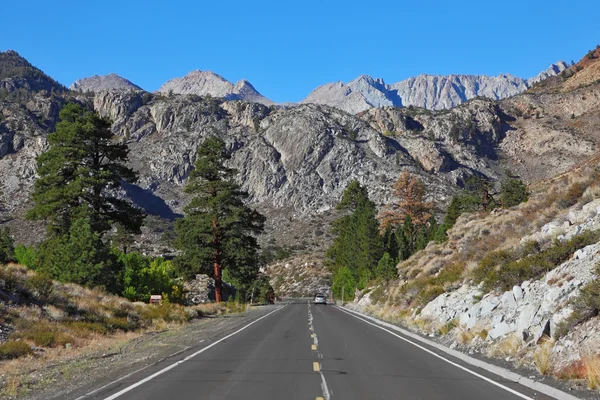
<box><xmin>2</xmin><ymin>0</ymin><xmax>599</xmax><ymax>103</ymax></box>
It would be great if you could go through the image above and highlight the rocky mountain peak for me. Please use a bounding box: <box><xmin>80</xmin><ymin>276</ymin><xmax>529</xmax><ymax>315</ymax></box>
<box><xmin>0</xmin><ymin>50</ymin><xmax>66</xmax><ymax>95</ymax></box>
<box><xmin>527</xmin><ymin>61</ymin><xmax>570</xmax><ymax>85</ymax></box>
<box><xmin>302</xmin><ymin>62</ymin><xmax>568</xmax><ymax>113</ymax></box>
<box><xmin>70</xmin><ymin>73</ymin><xmax>142</xmax><ymax>92</ymax></box>
<box><xmin>157</xmin><ymin>70</ymin><xmax>273</xmax><ymax>104</ymax></box>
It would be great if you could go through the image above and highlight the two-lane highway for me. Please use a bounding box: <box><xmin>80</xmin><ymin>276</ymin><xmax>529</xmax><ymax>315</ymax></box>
<box><xmin>85</xmin><ymin>301</ymin><xmax>561</xmax><ymax>400</ymax></box>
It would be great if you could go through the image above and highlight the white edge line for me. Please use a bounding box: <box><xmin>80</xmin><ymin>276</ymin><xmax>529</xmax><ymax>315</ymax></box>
<box><xmin>335</xmin><ymin>306</ymin><xmax>581</xmax><ymax>400</ymax></box>
<box><xmin>75</xmin><ymin>344</ymin><xmax>194</xmax><ymax>400</ymax></box>
<box><xmin>100</xmin><ymin>305</ymin><xmax>285</xmax><ymax>400</ymax></box>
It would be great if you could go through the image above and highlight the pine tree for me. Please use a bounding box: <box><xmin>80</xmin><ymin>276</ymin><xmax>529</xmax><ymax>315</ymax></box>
<box><xmin>37</xmin><ymin>217</ymin><xmax>119</xmax><ymax>290</ymax></box>
<box><xmin>175</xmin><ymin>136</ymin><xmax>265</xmax><ymax>302</ymax></box>
<box><xmin>375</xmin><ymin>252</ymin><xmax>398</xmax><ymax>284</ymax></box>
<box><xmin>26</xmin><ymin>103</ymin><xmax>145</xmax><ymax>236</ymax></box>
<box><xmin>379</xmin><ymin>171</ymin><xmax>434</xmax><ymax>230</ymax></box>
<box><xmin>500</xmin><ymin>178</ymin><xmax>528</xmax><ymax>208</ymax></box>
<box><xmin>0</xmin><ymin>227</ymin><xmax>15</xmax><ymax>264</ymax></box>
<box><xmin>326</xmin><ymin>180</ymin><xmax>383</xmax><ymax>278</ymax></box>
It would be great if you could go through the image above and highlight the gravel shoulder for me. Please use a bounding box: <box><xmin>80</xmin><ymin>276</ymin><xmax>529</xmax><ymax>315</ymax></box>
<box><xmin>13</xmin><ymin>305</ymin><xmax>277</xmax><ymax>400</ymax></box>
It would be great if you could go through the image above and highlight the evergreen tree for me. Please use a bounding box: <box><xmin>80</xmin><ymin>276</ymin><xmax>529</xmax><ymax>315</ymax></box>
<box><xmin>326</xmin><ymin>181</ymin><xmax>385</xmax><ymax>295</ymax></box>
<box><xmin>500</xmin><ymin>178</ymin><xmax>529</xmax><ymax>208</ymax></box>
<box><xmin>375</xmin><ymin>252</ymin><xmax>398</xmax><ymax>284</ymax></box>
<box><xmin>174</xmin><ymin>136</ymin><xmax>265</xmax><ymax>302</ymax></box>
<box><xmin>37</xmin><ymin>218</ymin><xmax>119</xmax><ymax>290</ymax></box>
<box><xmin>382</xmin><ymin>225</ymin><xmax>399</xmax><ymax>260</ymax></box>
<box><xmin>0</xmin><ymin>228</ymin><xmax>15</xmax><ymax>264</ymax></box>
<box><xmin>26</xmin><ymin>103</ymin><xmax>145</xmax><ymax>237</ymax></box>
<box><xmin>331</xmin><ymin>266</ymin><xmax>356</xmax><ymax>302</ymax></box>
<box><xmin>326</xmin><ymin>181</ymin><xmax>383</xmax><ymax>278</ymax></box>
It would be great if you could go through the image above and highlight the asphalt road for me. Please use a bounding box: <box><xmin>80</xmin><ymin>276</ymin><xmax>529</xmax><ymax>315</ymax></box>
<box><xmin>85</xmin><ymin>301</ymin><xmax>561</xmax><ymax>400</ymax></box>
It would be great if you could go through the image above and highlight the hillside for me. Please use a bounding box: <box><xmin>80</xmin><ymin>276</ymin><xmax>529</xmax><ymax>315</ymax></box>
<box><xmin>343</xmin><ymin>49</ymin><xmax>600</xmax><ymax>392</ymax></box>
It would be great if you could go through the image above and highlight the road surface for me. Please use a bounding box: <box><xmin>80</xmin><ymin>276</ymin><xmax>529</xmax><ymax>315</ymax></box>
<box><xmin>84</xmin><ymin>301</ymin><xmax>560</xmax><ymax>400</ymax></box>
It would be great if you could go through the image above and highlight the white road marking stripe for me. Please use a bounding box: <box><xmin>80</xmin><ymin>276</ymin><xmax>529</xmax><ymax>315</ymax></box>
<box><xmin>335</xmin><ymin>306</ymin><xmax>535</xmax><ymax>400</ymax></box>
<box><xmin>100</xmin><ymin>305</ymin><xmax>285</xmax><ymax>400</ymax></box>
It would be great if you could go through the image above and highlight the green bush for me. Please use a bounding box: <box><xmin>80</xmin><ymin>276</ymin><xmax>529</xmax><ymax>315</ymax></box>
<box><xmin>11</xmin><ymin>323</ymin><xmax>73</xmax><ymax>347</ymax></box>
<box><xmin>500</xmin><ymin>178</ymin><xmax>528</xmax><ymax>208</ymax></box>
<box><xmin>0</xmin><ymin>341</ymin><xmax>33</xmax><ymax>360</ymax></box>
<box><xmin>331</xmin><ymin>266</ymin><xmax>356</xmax><ymax>302</ymax></box>
<box><xmin>118</xmin><ymin>252</ymin><xmax>182</xmax><ymax>303</ymax></box>
<box><xmin>375</xmin><ymin>252</ymin><xmax>398</xmax><ymax>283</ymax></box>
<box><xmin>555</xmin><ymin>265</ymin><xmax>600</xmax><ymax>338</ymax></box>
<box><xmin>475</xmin><ymin>231</ymin><xmax>600</xmax><ymax>292</ymax></box>
<box><xmin>14</xmin><ymin>244</ymin><xmax>39</xmax><ymax>269</ymax></box>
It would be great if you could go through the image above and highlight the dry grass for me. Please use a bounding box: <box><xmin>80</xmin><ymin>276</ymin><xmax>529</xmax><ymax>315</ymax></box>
<box><xmin>584</xmin><ymin>355</ymin><xmax>600</xmax><ymax>390</ymax></box>
<box><xmin>533</xmin><ymin>339</ymin><xmax>555</xmax><ymax>375</ymax></box>
<box><xmin>487</xmin><ymin>334</ymin><xmax>523</xmax><ymax>358</ymax></box>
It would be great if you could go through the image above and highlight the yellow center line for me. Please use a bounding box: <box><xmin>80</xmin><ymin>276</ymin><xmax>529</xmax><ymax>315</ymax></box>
<box><xmin>313</xmin><ymin>361</ymin><xmax>321</xmax><ymax>372</ymax></box>
<box><xmin>311</xmin><ymin>344</ymin><xmax>317</xmax><ymax>351</ymax></box>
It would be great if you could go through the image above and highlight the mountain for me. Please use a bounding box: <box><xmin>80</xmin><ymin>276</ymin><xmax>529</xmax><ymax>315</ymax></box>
<box><xmin>0</xmin><ymin>50</ymin><xmax>597</xmax><ymax>257</ymax></box>
<box><xmin>0</xmin><ymin>50</ymin><xmax>66</xmax><ymax>96</ymax></box>
<box><xmin>528</xmin><ymin>61</ymin><xmax>571</xmax><ymax>85</ymax></box>
<box><xmin>70</xmin><ymin>73</ymin><xmax>142</xmax><ymax>92</ymax></box>
<box><xmin>302</xmin><ymin>62</ymin><xmax>569</xmax><ymax>113</ymax></box>
<box><xmin>156</xmin><ymin>70</ymin><xmax>273</xmax><ymax>105</ymax></box>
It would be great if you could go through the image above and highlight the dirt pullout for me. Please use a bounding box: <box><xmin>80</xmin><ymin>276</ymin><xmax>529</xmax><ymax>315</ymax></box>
<box><xmin>14</xmin><ymin>305</ymin><xmax>278</xmax><ymax>400</ymax></box>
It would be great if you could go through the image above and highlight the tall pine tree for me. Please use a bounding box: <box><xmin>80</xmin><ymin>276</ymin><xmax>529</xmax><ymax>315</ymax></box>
<box><xmin>26</xmin><ymin>103</ymin><xmax>144</xmax><ymax>236</ymax></box>
<box><xmin>175</xmin><ymin>136</ymin><xmax>265</xmax><ymax>302</ymax></box>
<box><xmin>326</xmin><ymin>181</ymin><xmax>383</xmax><ymax>288</ymax></box>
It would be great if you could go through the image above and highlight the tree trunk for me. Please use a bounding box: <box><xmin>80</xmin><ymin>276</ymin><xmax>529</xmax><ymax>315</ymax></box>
<box><xmin>212</xmin><ymin>218</ymin><xmax>222</xmax><ymax>303</ymax></box>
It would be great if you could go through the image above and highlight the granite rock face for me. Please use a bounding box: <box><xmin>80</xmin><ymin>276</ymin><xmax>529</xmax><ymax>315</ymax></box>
<box><xmin>70</xmin><ymin>73</ymin><xmax>142</xmax><ymax>92</ymax></box>
<box><xmin>302</xmin><ymin>62</ymin><xmax>569</xmax><ymax>113</ymax></box>
<box><xmin>157</xmin><ymin>71</ymin><xmax>273</xmax><ymax>105</ymax></box>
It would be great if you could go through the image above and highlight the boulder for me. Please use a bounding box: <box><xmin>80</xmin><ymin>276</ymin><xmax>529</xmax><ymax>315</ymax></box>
<box><xmin>488</xmin><ymin>322</ymin><xmax>513</xmax><ymax>339</ymax></box>
<box><xmin>512</xmin><ymin>285</ymin><xmax>524</xmax><ymax>302</ymax></box>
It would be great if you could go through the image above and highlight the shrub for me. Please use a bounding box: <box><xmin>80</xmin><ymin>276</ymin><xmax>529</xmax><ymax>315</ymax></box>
<box><xmin>0</xmin><ymin>341</ymin><xmax>32</xmax><ymax>360</ymax></box>
<box><xmin>0</xmin><ymin>266</ymin><xmax>21</xmax><ymax>293</ymax></box>
<box><xmin>0</xmin><ymin>227</ymin><xmax>15</xmax><ymax>263</ymax></box>
<box><xmin>557</xmin><ymin>182</ymin><xmax>586</xmax><ymax>209</ymax></box>
<box><xmin>417</xmin><ymin>285</ymin><xmax>445</xmax><ymax>305</ymax></box>
<box><xmin>555</xmin><ymin>265</ymin><xmax>600</xmax><ymax>338</ymax></box>
<box><xmin>25</xmin><ymin>272</ymin><xmax>54</xmax><ymax>301</ymax></box>
<box><xmin>12</xmin><ymin>323</ymin><xmax>73</xmax><ymax>347</ymax></box>
<box><xmin>474</xmin><ymin>231</ymin><xmax>600</xmax><ymax>292</ymax></box>
<box><xmin>14</xmin><ymin>244</ymin><xmax>38</xmax><ymax>269</ymax></box>
<box><xmin>118</xmin><ymin>252</ymin><xmax>182</xmax><ymax>303</ymax></box>
<box><xmin>500</xmin><ymin>178</ymin><xmax>528</xmax><ymax>208</ymax></box>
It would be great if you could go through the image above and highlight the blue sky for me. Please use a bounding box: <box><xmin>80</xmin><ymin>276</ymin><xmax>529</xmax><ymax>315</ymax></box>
<box><xmin>2</xmin><ymin>0</ymin><xmax>599</xmax><ymax>103</ymax></box>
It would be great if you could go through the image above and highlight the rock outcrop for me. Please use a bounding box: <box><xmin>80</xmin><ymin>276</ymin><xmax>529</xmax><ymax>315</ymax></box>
<box><xmin>302</xmin><ymin>62</ymin><xmax>569</xmax><ymax>113</ymax></box>
<box><xmin>70</xmin><ymin>73</ymin><xmax>142</xmax><ymax>92</ymax></box>
<box><xmin>157</xmin><ymin>70</ymin><xmax>273</xmax><ymax>105</ymax></box>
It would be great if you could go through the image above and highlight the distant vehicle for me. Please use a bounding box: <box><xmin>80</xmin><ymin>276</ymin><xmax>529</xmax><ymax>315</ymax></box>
<box><xmin>314</xmin><ymin>294</ymin><xmax>327</xmax><ymax>305</ymax></box>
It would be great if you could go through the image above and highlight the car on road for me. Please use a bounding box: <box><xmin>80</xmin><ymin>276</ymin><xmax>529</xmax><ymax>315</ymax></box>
<box><xmin>314</xmin><ymin>294</ymin><xmax>327</xmax><ymax>305</ymax></box>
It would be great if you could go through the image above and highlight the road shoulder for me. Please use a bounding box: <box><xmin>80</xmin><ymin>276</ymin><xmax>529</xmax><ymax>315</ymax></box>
<box><xmin>337</xmin><ymin>305</ymin><xmax>591</xmax><ymax>400</ymax></box>
<box><xmin>20</xmin><ymin>305</ymin><xmax>278</xmax><ymax>400</ymax></box>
